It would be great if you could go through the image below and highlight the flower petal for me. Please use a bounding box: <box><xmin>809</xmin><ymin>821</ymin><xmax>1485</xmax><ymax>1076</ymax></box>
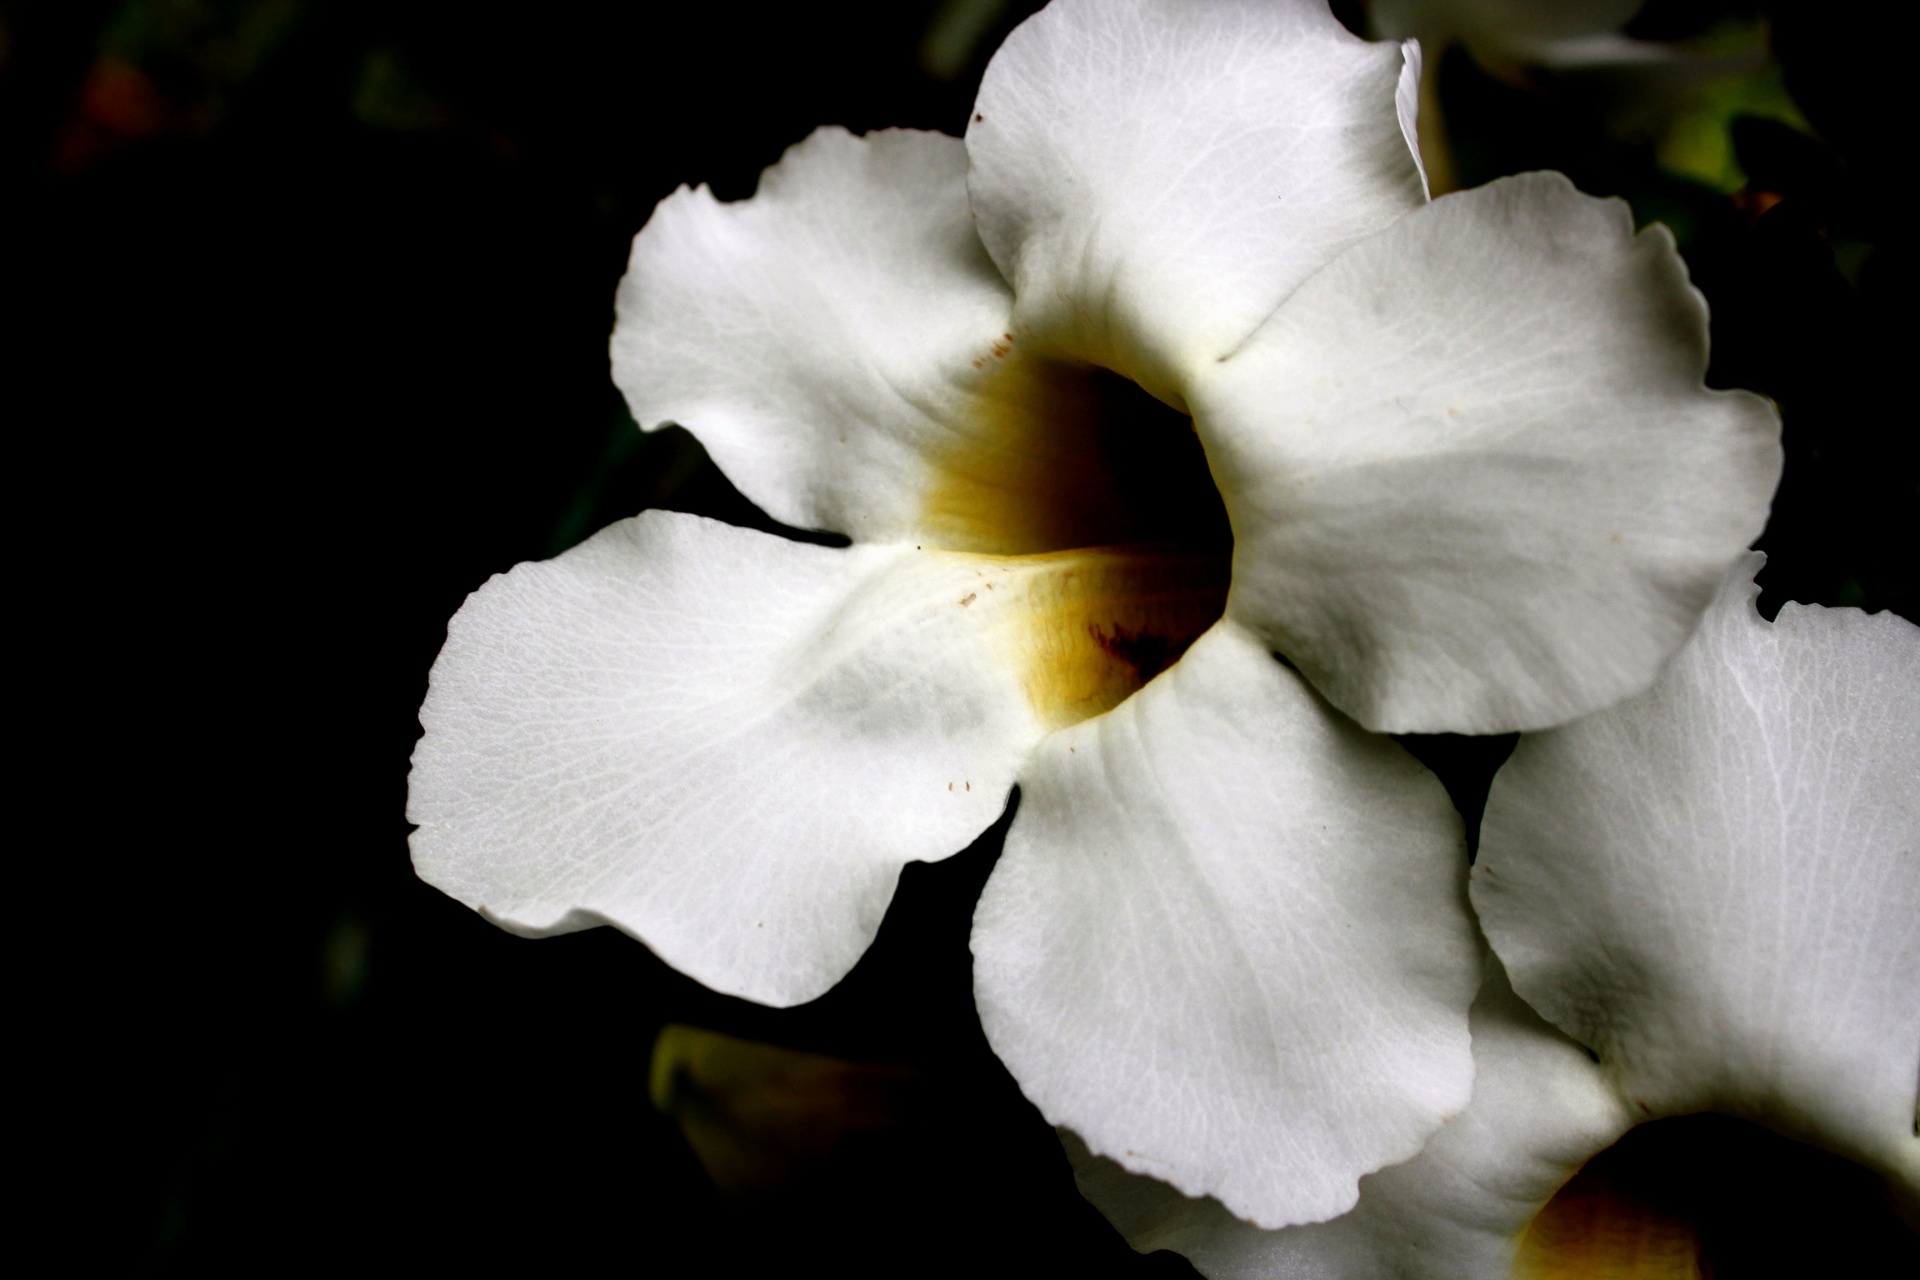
<box><xmin>408</xmin><ymin>512</ymin><xmax>1047</xmax><ymax>1007</ymax></box>
<box><xmin>972</xmin><ymin>620</ymin><xmax>1482</xmax><ymax>1229</ymax></box>
<box><xmin>1064</xmin><ymin>960</ymin><xmax>1633</xmax><ymax>1279</ymax></box>
<box><xmin>1198</xmin><ymin>171</ymin><xmax>1781</xmax><ymax>734</ymax></box>
<box><xmin>965</xmin><ymin>0</ymin><xmax>1425</xmax><ymax>404</ymax></box>
<box><xmin>613</xmin><ymin>126</ymin><xmax>1099</xmax><ymax>551</ymax></box>
<box><xmin>1474</xmin><ymin>556</ymin><xmax>1920</xmax><ymax>1188</ymax></box>
<box><xmin>1396</xmin><ymin>37</ymin><xmax>1430</xmax><ymax>198</ymax></box>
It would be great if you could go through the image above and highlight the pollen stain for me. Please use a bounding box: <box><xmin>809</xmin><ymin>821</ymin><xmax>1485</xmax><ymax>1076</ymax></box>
<box><xmin>959</xmin><ymin>592</ymin><xmax>977</xmax><ymax>607</ymax></box>
<box><xmin>1090</xmin><ymin>621</ymin><xmax>1180</xmax><ymax>686</ymax></box>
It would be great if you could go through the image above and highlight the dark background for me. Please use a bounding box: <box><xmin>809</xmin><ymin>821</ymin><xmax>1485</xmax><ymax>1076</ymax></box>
<box><xmin>8</xmin><ymin>0</ymin><xmax>1911</xmax><ymax>1274</ymax></box>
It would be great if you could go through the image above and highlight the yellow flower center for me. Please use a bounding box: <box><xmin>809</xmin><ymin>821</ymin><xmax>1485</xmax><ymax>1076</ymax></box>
<box><xmin>921</xmin><ymin>344</ymin><xmax>1232</xmax><ymax>727</ymax></box>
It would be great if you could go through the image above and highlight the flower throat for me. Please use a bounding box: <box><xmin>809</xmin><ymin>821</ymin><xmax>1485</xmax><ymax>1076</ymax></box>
<box><xmin>921</xmin><ymin>352</ymin><xmax>1232</xmax><ymax>728</ymax></box>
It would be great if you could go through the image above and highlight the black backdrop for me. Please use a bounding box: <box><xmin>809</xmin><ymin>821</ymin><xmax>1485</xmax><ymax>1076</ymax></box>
<box><xmin>9</xmin><ymin>0</ymin><xmax>1911</xmax><ymax>1274</ymax></box>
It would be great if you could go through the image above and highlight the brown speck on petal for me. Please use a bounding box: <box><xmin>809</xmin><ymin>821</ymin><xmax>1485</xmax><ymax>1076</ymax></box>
<box><xmin>959</xmin><ymin>592</ymin><xmax>977</xmax><ymax>607</ymax></box>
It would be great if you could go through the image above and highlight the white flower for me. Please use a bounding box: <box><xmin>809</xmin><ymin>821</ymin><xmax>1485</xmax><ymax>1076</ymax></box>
<box><xmin>1067</xmin><ymin>555</ymin><xmax>1919</xmax><ymax>1274</ymax></box>
<box><xmin>406</xmin><ymin>0</ymin><xmax>1779</xmax><ymax>1230</ymax></box>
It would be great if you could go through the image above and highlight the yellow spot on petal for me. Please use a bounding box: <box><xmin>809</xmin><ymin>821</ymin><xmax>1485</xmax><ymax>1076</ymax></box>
<box><xmin>945</xmin><ymin>547</ymin><xmax>1227</xmax><ymax>730</ymax></box>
